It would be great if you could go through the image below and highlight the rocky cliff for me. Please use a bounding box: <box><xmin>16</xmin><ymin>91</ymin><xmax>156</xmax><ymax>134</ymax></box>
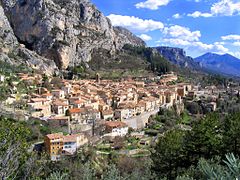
<box><xmin>0</xmin><ymin>4</ymin><xmax>57</xmax><ymax>75</ymax></box>
<box><xmin>154</xmin><ymin>46</ymin><xmax>200</xmax><ymax>70</ymax></box>
<box><xmin>1</xmin><ymin>0</ymin><xmax>145</xmax><ymax>70</ymax></box>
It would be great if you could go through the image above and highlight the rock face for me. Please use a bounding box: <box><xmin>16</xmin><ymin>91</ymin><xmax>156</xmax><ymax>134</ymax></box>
<box><xmin>0</xmin><ymin>4</ymin><xmax>18</xmax><ymax>51</ymax></box>
<box><xmin>154</xmin><ymin>46</ymin><xmax>200</xmax><ymax>70</ymax></box>
<box><xmin>113</xmin><ymin>26</ymin><xmax>145</xmax><ymax>48</ymax></box>
<box><xmin>0</xmin><ymin>4</ymin><xmax>57</xmax><ymax>75</ymax></box>
<box><xmin>1</xmin><ymin>0</ymin><xmax>145</xmax><ymax>69</ymax></box>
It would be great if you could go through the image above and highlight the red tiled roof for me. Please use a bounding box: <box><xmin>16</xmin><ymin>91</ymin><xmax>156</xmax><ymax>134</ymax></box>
<box><xmin>69</xmin><ymin>108</ymin><xmax>86</xmax><ymax>114</ymax></box>
<box><xmin>105</xmin><ymin>121</ymin><xmax>127</xmax><ymax>128</ymax></box>
<box><xmin>46</xmin><ymin>133</ymin><xmax>63</xmax><ymax>140</ymax></box>
<box><xmin>102</xmin><ymin>110</ymin><xmax>114</xmax><ymax>115</ymax></box>
<box><xmin>31</xmin><ymin>98</ymin><xmax>49</xmax><ymax>102</ymax></box>
<box><xmin>63</xmin><ymin>134</ymin><xmax>84</xmax><ymax>142</ymax></box>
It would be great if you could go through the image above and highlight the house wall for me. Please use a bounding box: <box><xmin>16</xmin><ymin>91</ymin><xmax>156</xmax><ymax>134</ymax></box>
<box><xmin>44</xmin><ymin>137</ymin><xmax>63</xmax><ymax>161</ymax></box>
<box><xmin>112</xmin><ymin>127</ymin><xmax>129</xmax><ymax>136</ymax></box>
<box><xmin>63</xmin><ymin>142</ymin><xmax>77</xmax><ymax>154</ymax></box>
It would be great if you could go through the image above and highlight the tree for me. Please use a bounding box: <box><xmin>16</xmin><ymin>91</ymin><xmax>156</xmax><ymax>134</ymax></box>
<box><xmin>0</xmin><ymin>117</ymin><xmax>49</xmax><ymax>180</ymax></box>
<box><xmin>46</xmin><ymin>171</ymin><xmax>69</xmax><ymax>180</ymax></box>
<box><xmin>0</xmin><ymin>117</ymin><xmax>30</xmax><ymax>179</ymax></box>
<box><xmin>152</xmin><ymin>129</ymin><xmax>186</xmax><ymax>179</ymax></box>
<box><xmin>186</xmin><ymin>102</ymin><xmax>202</xmax><ymax>114</ymax></box>
<box><xmin>184</xmin><ymin>113</ymin><xmax>223</xmax><ymax>165</ymax></box>
<box><xmin>222</xmin><ymin>113</ymin><xmax>240</xmax><ymax>155</ymax></box>
<box><xmin>116</xmin><ymin>156</ymin><xmax>154</xmax><ymax>179</ymax></box>
<box><xmin>102</xmin><ymin>164</ymin><xmax>123</xmax><ymax>180</ymax></box>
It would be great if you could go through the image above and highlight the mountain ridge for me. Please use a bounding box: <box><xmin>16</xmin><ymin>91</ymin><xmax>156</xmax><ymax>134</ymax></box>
<box><xmin>194</xmin><ymin>52</ymin><xmax>240</xmax><ymax>77</ymax></box>
<box><xmin>153</xmin><ymin>46</ymin><xmax>201</xmax><ymax>70</ymax></box>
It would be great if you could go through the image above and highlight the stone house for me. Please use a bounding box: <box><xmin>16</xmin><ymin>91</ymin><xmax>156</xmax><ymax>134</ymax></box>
<box><xmin>28</xmin><ymin>98</ymin><xmax>51</xmax><ymax>117</ymax></box>
<box><xmin>52</xmin><ymin>100</ymin><xmax>69</xmax><ymax>115</ymax></box>
<box><xmin>101</xmin><ymin>109</ymin><xmax>114</xmax><ymax>120</ymax></box>
<box><xmin>44</xmin><ymin>133</ymin><xmax>88</xmax><ymax>161</ymax></box>
<box><xmin>52</xmin><ymin>89</ymin><xmax>65</xmax><ymax>99</ymax></box>
<box><xmin>104</xmin><ymin>121</ymin><xmax>129</xmax><ymax>137</ymax></box>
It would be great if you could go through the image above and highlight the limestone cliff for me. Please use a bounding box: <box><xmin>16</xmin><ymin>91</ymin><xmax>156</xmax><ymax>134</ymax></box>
<box><xmin>154</xmin><ymin>46</ymin><xmax>200</xmax><ymax>70</ymax></box>
<box><xmin>0</xmin><ymin>4</ymin><xmax>57</xmax><ymax>75</ymax></box>
<box><xmin>1</xmin><ymin>0</ymin><xmax>145</xmax><ymax>70</ymax></box>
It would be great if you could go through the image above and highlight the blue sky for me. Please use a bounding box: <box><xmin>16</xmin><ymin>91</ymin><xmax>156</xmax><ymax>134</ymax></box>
<box><xmin>92</xmin><ymin>0</ymin><xmax>240</xmax><ymax>58</ymax></box>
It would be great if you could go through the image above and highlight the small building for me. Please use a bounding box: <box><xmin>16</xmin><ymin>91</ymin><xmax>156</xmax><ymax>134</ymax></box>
<box><xmin>68</xmin><ymin>107</ymin><xmax>100</xmax><ymax>124</ymax></box>
<box><xmin>105</xmin><ymin>121</ymin><xmax>128</xmax><ymax>137</ymax></box>
<box><xmin>52</xmin><ymin>100</ymin><xmax>69</xmax><ymax>115</ymax></box>
<box><xmin>62</xmin><ymin>134</ymin><xmax>88</xmax><ymax>155</ymax></box>
<box><xmin>101</xmin><ymin>109</ymin><xmax>114</xmax><ymax>120</ymax></box>
<box><xmin>62</xmin><ymin>83</ymin><xmax>72</xmax><ymax>95</ymax></box>
<box><xmin>44</xmin><ymin>133</ymin><xmax>64</xmax><ymax>161</ymax></box>
<box><xmin>114</xmin><ymin>108</ymin><xmax>131</xmax><ymax>120</ymax></box>
<box><xmin>68</xmin><ymin>108</ymin><xmax>88</xmax><ymax>124</ymax></box>
<box><xmin>135</xmin><ymin>102</ymin><xmax>146</xmax><ymax>115</ymax></box>
<box><xmin>52</xmin><ymin>89</ymin><xmax>65</xmax><ymax>99</ymax></box>
<box><xmin>42</xmin><ymin>93</ymin><xmax>53</xmax><ymax>101</ymax></box>
<box><xmin>44</xmin><ymin>133</ymin><xmax>88</xmax><ymax>161</ymax></box>
<box><xmin>28</xmin><ymin>98</ymin><xmax>51</xmax><ymax>117</ymax></box>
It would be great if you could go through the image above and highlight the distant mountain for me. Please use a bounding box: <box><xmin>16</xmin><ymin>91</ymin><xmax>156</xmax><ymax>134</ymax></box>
<box><xmin>194</xmin><ymin>53</ymin><xmax>240</xmax><ymax>77</ymax></box>
<box><xmin>154</xmin><ymin>46</ymin><xmax>201</xmax><ymax>70</ymax></box>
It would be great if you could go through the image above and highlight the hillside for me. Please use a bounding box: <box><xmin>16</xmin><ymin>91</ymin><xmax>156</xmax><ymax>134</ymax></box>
<box><xmin>195</xmin><ymin>53</ymin><xmax>240</xmax><ymax>77</ymax></box>
<box><xmin>86</xmin><ymin>45</ymin><xmax>172</xmax><ymax>79</ymax></box>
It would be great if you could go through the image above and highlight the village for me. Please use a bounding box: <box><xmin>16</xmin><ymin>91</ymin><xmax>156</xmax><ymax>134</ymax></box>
<box><xmin>0</xmin><ymin>71</ymin><xmax>233</xmax><ymax>161</ymax></box>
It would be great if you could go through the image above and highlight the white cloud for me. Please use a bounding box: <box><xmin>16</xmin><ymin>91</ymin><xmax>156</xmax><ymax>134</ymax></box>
<box><xmin>107</xmin><ymin>14</ymin><xmax>164</xmax><ymax>32</ymax></box>
<box><xmin>135</xmin><ymin>0</ymin><xmax>171</xmax><ymax>10</ymax></box>
<box><xmin>214</xmin><ymin>41</ymin><xmax>225</xmax><ymax>45</ymax></box>
<box><xmin>161</xmin><ymin>38</ymin><xmax>229</xmax><ymax>54</ymax></box>
<box><xmin>163</xmin><ymin>25</ymin><xmax>201</xmax><ymax>41</ymax></box>
<box><xmin>221</xmin><ymin>35</ymin><xmax>240</xmax><ymax>47</ymax></box>
<box><xmin>187</xmin><ymin>11</ymin><xmax>213</xmax><ymax>18</ymax></box>
<box><xmin>162</xmin><ymin>38</ymin><xmax>191</xmax><ymax>46</ymax></box>
<box><xmin>231</xmin><ymin>52</ymin><xmax>240</xmax><ymax>58</ymax></box>
<box><xmin>221</xmin><ymin>34</ymin><xmax>240</xmax><ymax>41</ymax></box>
<box><xmin>157</xmin><ymin>24</ymin><xmax>229</xmax><ymax>55</ymax></box>
<box><xmin>211</xmin><ymin>0</ymin><xmax>240</xmax><ymax>16</ymax></box>
<box><xmin>138</xmin><ymin>34</ymin><xmax>153</xmax><ymax>41</ymax></box>
<box><xmin>172</xmin><ymin>13</ymin><xmax>181</xmax><ymax>19</ymax></box>
<box><xmin>232</xmin><ymin>41</ymin><xmax>240</xmax><ymax>46</ymax></box>
<box><xmin>188</xmin><ymin>0</ymin><xmax>240</xmax><ymax>18</ymax></box>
